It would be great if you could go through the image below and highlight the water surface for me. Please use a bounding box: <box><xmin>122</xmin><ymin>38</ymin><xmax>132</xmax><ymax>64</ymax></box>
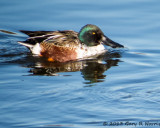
<box><xmin>1</xmin><ymin>0</ymin><xmax>160</xmax><ymax>128</ymax></box>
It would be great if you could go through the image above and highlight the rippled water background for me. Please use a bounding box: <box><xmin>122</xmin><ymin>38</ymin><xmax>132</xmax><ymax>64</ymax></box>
<box><xmin>1</xmin><ymin>0</ymin><xmax>160</xmax><ymax>128</ymax></box>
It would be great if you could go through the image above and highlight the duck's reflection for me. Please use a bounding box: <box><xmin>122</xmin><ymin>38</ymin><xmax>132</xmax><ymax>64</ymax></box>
<box><xmin>24</xmin><ymin>51</ymin><xmax>122</xmax><ymax>84</ymax></box>
<box><xmin>0</xmin><ymin>29</ymin><xmax>123</xmax><ymax>84</ymax></box>
<box><xmin>81</xmin><ymin>59</ymin><xmax>120</xmax><ymax>84</ymax></box>
<box><xmin>81</xmin><ymin>52</ymin><xmax>121</xmax><ymax>84</ymax></box>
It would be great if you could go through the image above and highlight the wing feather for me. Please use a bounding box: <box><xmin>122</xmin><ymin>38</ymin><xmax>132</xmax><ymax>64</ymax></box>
<box><xmin>20</xmin><ymin>30</ymin><xmax>53</xmax><ymax>37</ymax></box>
<box><xmin>19</xmin><ymin>30</ymin><xmax>79</xmax><ymax>47</ymax></box>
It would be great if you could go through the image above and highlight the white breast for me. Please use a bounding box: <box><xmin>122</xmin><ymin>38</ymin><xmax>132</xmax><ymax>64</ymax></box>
<box><xmin>76</xmin><ymin>44</ymin><xmax>106</xmax><ymax>59</ymax></box>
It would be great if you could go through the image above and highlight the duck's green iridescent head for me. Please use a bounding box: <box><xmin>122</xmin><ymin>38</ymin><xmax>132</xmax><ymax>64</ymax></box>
<box><xmin>78</xmin><ymin>24</ymin><xmax>124</xmax><ymax>48</ymax></box>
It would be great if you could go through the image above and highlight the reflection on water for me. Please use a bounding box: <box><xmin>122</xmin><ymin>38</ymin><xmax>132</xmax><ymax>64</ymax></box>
<box><xmin>18</xmin><ymin>52</ymin><xmax>122</xmax><ymax>84</ymax></box>
<box><xmin>0</xmin><ymin>28</ymin><xmax>123</xmax><ymax>85</ymax></box>
<box><xmin>81</xmin><ymin>53</ymin><xmax>121</xmax><ymax>84</ymax></box>
<box><xmin>0</xmin><ymin>29</ymin><xmax>17</xmax><ymax>35</ymax></box>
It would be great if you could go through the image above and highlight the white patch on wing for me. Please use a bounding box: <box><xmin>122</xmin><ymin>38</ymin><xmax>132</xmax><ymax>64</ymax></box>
<box><xmin>32</xmin><ymin>43</ymin><xmax>41</xmax><ymax>55</ymax></box>
<box><xmin>18</xmin><ymin>41</ymin><xmax>41</xmax><ymax>55</ymax></box>
<box><xmin>76</xmin><ymin>44</ymin><xmax>106</xmax><ymax>59</ymax></box>
<box><xmin>44</xmin><ymin>35</ymin><xmax>62</xmax><ymax>41</ymax></box>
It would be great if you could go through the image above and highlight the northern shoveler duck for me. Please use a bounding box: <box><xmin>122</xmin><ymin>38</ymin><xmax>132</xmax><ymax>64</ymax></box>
<box><xmin>18</xmin><ymin>24</ymin><xmax>124</xmax><ymax>62</ymax></box>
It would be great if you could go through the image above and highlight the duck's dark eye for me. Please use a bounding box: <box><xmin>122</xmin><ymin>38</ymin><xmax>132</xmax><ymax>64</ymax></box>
<box><xmin>92</xmin><ymin>32</ymin><xmax>96</xmax><ymax>35</ymax></box>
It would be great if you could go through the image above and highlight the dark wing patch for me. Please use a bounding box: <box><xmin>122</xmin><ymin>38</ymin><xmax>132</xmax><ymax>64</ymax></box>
<box><xmin>22</xmin><ymin>36</ymin><xmax>50</xmax><ymax>45</ymax></box>
<box><xmin>19</xmin><ymin>30</ymin><xmax>79</xmax><ymax>46</ymax></box>
<box><xmin>42</xmin><ymin>31</ymin><xmax>79</xmax><ymax>47</ymax></box>
<box><xmin>20</xmin><ymin>30</ymin><xmax>53</xmax><ymax>37</ymax></box>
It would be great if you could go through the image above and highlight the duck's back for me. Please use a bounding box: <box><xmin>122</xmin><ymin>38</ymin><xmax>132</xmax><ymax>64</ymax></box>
<box><xmin>20</xmin><ymin>30</ymin><xmax>80</xmax><ymax>47</ymax></box>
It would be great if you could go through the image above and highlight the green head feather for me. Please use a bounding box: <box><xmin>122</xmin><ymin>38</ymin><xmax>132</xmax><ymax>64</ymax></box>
<box><xmin>78</xmin><ymin>24</ymin><xmax>104</xmax><ymax>46</ymax></box>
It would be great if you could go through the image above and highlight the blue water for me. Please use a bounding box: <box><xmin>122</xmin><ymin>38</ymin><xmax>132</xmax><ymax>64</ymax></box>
<box><xmin>1</xmin><ymin>0</ymin><xmax>160</xmax><ymax>128</ymax></box>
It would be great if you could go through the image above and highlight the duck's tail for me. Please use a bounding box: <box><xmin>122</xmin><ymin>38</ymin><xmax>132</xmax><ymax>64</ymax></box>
<box><xmin>18</xmin><ymin>41</ymin><xmax>34</xmax><ymax>49</ymax></box>
<box><xmin>18</xmin><ymin>41</ymin><xmax>41</xmax><ymax>55</ymax></box>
